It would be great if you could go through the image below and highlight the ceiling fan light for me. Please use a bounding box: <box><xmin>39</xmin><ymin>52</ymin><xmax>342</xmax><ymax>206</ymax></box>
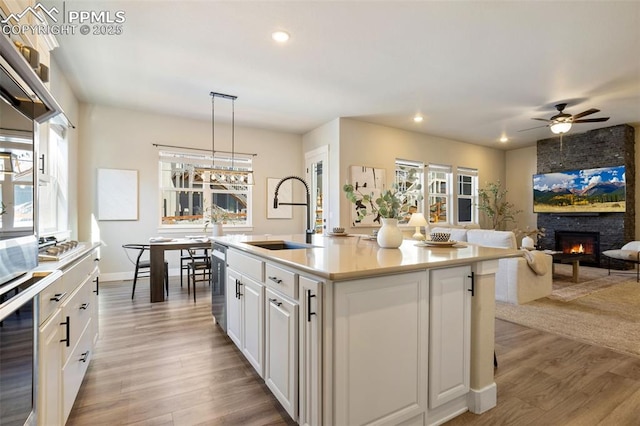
<box><xmin>550</xmin><ymin>122</ymin><xmax>572</xmax><ymax>134</ymax></box>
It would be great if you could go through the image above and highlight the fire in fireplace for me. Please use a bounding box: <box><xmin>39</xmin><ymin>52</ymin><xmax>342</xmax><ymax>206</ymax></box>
<box><xmin>555</xmin><ymin>231</ymin><xmax>600</xmax><ymax>266</ymax></box>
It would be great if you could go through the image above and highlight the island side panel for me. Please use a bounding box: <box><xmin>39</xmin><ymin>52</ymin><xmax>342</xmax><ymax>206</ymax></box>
<box><xmin>468</xmin><ymin>259</ymin><xmax>499</xmax><ymax>414</ymax></box>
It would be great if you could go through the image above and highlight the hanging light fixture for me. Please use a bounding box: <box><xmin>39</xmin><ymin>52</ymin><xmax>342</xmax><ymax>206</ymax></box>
<box><xmin>550</xmin><ymin>121</ymin><xmax>572</xmax><ymax>135</ymax></box>
<box><xmin>202</xmin><ymin>92</ymin><xmax>254</xmax><ymax>185</ymax></box>
<box><xmin>0</xmin><ymin>152</ymin><xmax>16</xmax><ymax>174</ymax></box>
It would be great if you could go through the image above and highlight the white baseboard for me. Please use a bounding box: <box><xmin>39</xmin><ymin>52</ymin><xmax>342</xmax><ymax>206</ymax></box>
<box><xmin>468</xmin><ymin>382</ymin><xmax>497</xmax><ymax>414</ymax></box>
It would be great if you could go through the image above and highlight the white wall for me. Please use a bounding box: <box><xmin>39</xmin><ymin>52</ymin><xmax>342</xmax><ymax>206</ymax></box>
<box><xmin>338</xmin><ymin>118</ymin><xmax>506</xmax><ymax>232</ymax></box>
<box><xmin>76</xmin><ymin>104</ymin><xmax>303</xmax><ymax>279</ymax></box>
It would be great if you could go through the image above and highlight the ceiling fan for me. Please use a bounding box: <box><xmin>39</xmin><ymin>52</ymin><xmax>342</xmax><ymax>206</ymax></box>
<box><xmin>520</xmin><ymin>103</ymin><xmax>610</xmax><ymax>134</ymax></box>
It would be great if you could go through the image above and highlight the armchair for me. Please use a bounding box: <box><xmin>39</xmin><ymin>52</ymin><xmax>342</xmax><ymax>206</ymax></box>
<box><xmin>602</xmin><ymin>241</ymin><xmax>640</xmax><ymax>282</ymax></box>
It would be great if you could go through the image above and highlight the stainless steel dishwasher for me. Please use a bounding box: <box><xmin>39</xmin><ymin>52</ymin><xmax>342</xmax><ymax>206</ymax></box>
<box><xmin>211</xmin><ymin>243</ymin><xmax>227</xmax><ymax>331</ymax></box>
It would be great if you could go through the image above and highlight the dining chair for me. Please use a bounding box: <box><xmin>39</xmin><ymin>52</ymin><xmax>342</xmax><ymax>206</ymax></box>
<box><xmin>180</xmin><ymin>248</ymin><xmax>210</xmax><ymax>288</ymax></box>
<box><xmin>185</xmin><ymin>248</ymin><xmax>211</xmax><ymax>302</ymax></box>
<box><xmin>122</xmin><ymin>244</ymin><xmax>169</xmax><ymax>299</ymax></box>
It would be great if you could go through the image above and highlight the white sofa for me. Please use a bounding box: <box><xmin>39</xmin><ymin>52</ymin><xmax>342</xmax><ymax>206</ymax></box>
<box><xmin>430</xmin><ymin>227</ymin><xmax>553</xmax><ymax>304</ymax></box>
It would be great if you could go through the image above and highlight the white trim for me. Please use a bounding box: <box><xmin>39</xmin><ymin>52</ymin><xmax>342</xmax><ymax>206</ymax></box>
<box><xmin>467</xmin><ymin>382</ymin><xmax>497</xmax><ymax>414</ymax></box>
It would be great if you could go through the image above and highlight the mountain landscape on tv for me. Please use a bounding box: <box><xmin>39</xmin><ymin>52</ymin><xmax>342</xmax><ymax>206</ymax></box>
<box><xmin>533</xmin><ymin>166</ymin><xmax>626</xmax><ymax>213</ymax></box>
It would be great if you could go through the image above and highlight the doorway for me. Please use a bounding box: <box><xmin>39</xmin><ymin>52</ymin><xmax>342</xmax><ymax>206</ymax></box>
<box><xmin>305</xmin><ymin>146</ymin><xmax>329</xmax><ymax>234</ymax></box>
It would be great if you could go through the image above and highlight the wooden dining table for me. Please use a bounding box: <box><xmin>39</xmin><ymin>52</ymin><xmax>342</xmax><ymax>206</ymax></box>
<box><xmin>149</xmin><ymin>238</ymin><xmax>212</xmax><ymax>302</ymax></box>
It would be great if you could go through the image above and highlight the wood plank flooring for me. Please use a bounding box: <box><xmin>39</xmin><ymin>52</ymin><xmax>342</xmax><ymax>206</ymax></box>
<box><xmin>68</xmin><ymin>277</ymin><xmax>640</xmax><ymax>425</ymax></box>
<box><xmin>66</xmin><ymin>278</ymin><xmax>296</xmax><ymax>426</ymax></box>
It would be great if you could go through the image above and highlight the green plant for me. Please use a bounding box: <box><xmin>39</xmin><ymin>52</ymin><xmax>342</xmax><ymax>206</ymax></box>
<box><xmin>0</xmin><ymin>201</ymin><xmax>6</xmax><ymax>215</ymax></box>
<box><xmin>343</xmin><ymin>179</ymin><xmax>423</xmax><ymax>222</ymax></box>
<box><xmin>477</xmin><ymin>181</ymin><xmax>522</xmax><ymax>230</ymax></box>
<box><xmin>203</xmin><ymin>203</ymin><xmax>230</xmax><ymax>231</ymax></box>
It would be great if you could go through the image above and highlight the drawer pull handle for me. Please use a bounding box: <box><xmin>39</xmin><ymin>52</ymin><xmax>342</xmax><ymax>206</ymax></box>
<box><xmin>80</xmin><ymin>303</ymin><xmax>90</xmax><ymax>310</ymax></box>
<box><xmin>50</xmin><ymin>292</ymin><xmax>67</xmax><ymax>302</ymax></box>
<box><xmin>268</xmin><ymin>276</ymin><xmax>283</xmax><ymax>284</ymax></box>
<box><xmin>79</xmin><ymin>351</ymin><xmax>90</xmax><ymax>363</ymax></box>
<box><xmin>269</xmin><ymin>298</ymin><xmax>282</xmax><ymax>307</ymax></box>
<box><xmin>60</xmin><ymin>316</ymin><xmax>70</xmax><ymax>347</ymax></box>
<box><xmin>93</xmin><ymin>276</ymin><xmax>99</xmax><ymax>295</ymax></box>
<box><xmin>307</xmin><ymin>289</ymin><xmax>317</xmax><ymax>322</ymax></box>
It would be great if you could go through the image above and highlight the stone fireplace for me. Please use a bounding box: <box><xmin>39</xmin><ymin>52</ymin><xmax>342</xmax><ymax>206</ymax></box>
<box><xmin>536</xmin><ymin>124</ymin><xmax>635</xmax><ymax>268</ymax></box>
<box><xmin>555</xmin><ymin>230</ymin><xmax>600</xmax><ymax>266</ymax></box>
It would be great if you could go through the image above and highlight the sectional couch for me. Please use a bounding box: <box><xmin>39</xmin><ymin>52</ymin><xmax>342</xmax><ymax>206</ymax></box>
<box><xmin>430</xmin><ymin>226</ymin><xmax>553</xmax><ymax>304</ymax></box>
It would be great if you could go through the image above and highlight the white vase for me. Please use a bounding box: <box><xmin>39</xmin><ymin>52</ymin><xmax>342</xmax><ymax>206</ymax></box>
<box><xmin>522</xmin><ymin>235</ymin><xmax>535</xmax><ymax>249</ymax></box>
<box><xmin>377</xmin><ymin>218</ymin><xmax>403</xmax><ymax>248</ymax></box>
<box><xmin>210</xmin><ymin>223</ymin><xmax>223</xmax><ymax>237</ymax></box>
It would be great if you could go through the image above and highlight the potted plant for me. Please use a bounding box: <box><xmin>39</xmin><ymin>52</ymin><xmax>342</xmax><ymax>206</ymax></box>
<box><xmin>477</xmin><ymin>181</ymin><xmax>522</xmax><ymax>230</ymax></box>
<box><xmin>343</xmin><ymin>178</ymin><xmax>423</xmax><ymax>248</ymax></box>
<box><xmin>203</xmin><ymin>203</ymin><xmax>230</xmax><ymax>236</ymax></box>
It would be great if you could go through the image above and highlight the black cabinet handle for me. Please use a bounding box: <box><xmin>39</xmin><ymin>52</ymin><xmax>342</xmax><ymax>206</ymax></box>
<box><xmin>269</xmin><ymin>298</ymin><xmax>282</xmax><ymax>307</ymax></box>
<box><xmin>60</xmin><ymin>316</ymin><xmax>70</xmax><ymax>347</ymax></box>
<box><xmin>79</xmin><ymin>303</ymin><xmax>90</xmax><ymax>310</ymax></box>
<box><xmin>268</xmin><ymin>276</ymin><xmax>283</xmax><ymax>284</ymax></box>
<box><xmin>307</xmin><ymin>289</ymin><xmax>316</xmax><ymax>322</ymax></box>
<box><xmin>39</xmin><ymin>153</ymin><xmax>45</xmax><ymax>174</ymax></box>
<box><xmin>93</xmin><ymin>276</ymin><xmax>99</xmax><ymax>295</ymax></box>
<box><xmin>50</xmin><ymin>292</ymin><xmax>67</xmax><ymax>302</ymax></box>
<box><xmin>79</xmin><ymin>350</ymin><xmax>90</xmax><ymax>363</ymax></box>
<box><xmin>468</xmin><ymin>272</ymin><xmax>475</xmax><ymax>297</ymax></box>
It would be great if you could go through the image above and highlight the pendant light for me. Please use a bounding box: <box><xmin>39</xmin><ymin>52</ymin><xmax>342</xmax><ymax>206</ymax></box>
<box><xmin>0</xmin><ymin>152</ymin><xmax>15</xmax><ymax>174</ymax></box>
<box><xmin>208</xmin><ymin>91</ymin><xmax>254</xmax><ymax>185</ymax></box>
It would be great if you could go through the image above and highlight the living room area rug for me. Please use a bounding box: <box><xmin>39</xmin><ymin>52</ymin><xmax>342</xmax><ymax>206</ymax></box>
<box><xmin>495</xmin><ymin>264</ymin><xmax>640</xmax><ymax>358</ymax></box>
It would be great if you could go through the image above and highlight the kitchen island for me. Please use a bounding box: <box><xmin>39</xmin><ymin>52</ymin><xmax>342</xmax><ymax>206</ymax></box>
<box><xmin>213</xmin><ymin>233</ymin><xmax>519</xmax><ymax>426</ymax></box>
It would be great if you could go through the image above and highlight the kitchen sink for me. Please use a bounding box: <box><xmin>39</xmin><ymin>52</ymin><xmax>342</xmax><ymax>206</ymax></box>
<box><xmin>245</xmin><ymin>240</ymin><xmax>316</xmax><ymax>250</ymax></box>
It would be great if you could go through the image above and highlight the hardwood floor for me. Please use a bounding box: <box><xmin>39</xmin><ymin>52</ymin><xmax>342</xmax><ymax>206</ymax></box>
<box><xmin>67</xmin><ymin>278</ymin><xmax>296</xmax><ymax>426</ymax></box>
<box><xmin>69</xmin><ymin>277</ymin><xmax>640</xmax><ymax>425</ymax></box>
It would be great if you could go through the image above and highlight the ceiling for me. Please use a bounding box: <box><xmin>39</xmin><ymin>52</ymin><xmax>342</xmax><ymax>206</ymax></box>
<box><xmin>45</xmin><ymin>1</ymin><xmax>640</xmax><ymax>150</ymax></box>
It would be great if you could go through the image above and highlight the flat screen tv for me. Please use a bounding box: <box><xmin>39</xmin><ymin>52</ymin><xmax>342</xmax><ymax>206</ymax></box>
<box><xmin>533</xmin><ymin>165</ymin><xmax>626</xmax><ymax>213</ymax></box>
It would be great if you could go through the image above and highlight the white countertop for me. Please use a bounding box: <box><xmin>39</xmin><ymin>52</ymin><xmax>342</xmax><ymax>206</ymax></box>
<box><xmin>213</xmin><ymin>234</ymin><xmax>520</xmax><ymax>280</ymax></box>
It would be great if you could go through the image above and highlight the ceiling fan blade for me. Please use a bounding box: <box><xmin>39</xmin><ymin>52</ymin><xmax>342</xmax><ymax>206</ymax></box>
<box><xmin>573</xmin><ymin>117</ymin><xmax>610</xmax><ymax>123</ymax></box>
<box><xmin>532</xmin><ymin>118</ymin><xmax>551</xmax><ymax>122</ymax></box>
<box><xmin>571</xmin><ymin>108</ymin><xmax>600</xmax><ymax>120</ymax></box>
<box><xmin>518</xmin><ymin>124</ymin><xmax>549</xmax><ymax>132</ymax></box>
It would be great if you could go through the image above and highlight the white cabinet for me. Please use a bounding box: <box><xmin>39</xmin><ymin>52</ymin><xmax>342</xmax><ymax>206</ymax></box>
<box><xmin>333</xmin><ymin>271</ymin><xmax>429</xmax><ymax>426</ymax></box>
<box><xmin>428</xmin><ymin>266</ymin><xmax>472</xmax><ymax>409</ymax></box>
<box><xmin>37</xmin><ymin>248</ymin><xmax>100</xmax><ymax>426</ymax></box>
<box><xmin>299</xmin><ymin>276</ymin><xmax>322</xmax><ymax>426</ymax></box>
<box><xmin>38</xmin><ymin>309</ymin><xmax>63</xmax><ymax>426</ymax></box>
<box><xmin>226</xmin><ymin>265</ymin><xmax>265</xmax><ymax>377</ymax></box>
<box><xmin>265</xmin><ymin>287</ymin><xmax>298</xmax><ymax>420</ymax></box>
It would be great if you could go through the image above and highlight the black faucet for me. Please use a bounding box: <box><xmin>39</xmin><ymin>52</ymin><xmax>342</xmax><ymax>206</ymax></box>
<box><xmin>273</xmin><ymin>176</ymin><xmax>314</xmax><ymax>244</ymax></box>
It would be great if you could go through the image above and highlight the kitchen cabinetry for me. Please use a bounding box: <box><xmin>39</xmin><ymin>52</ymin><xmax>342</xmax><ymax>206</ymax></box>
<box><xmin>37</xmin><ymin>247</ymin><xmax>100</xmax><ymax>426</ymax></box>
<box><xmin>265</xmin><ymin>287</ymin><xmax>298</xmax><ymax>420</ymax></box>
<box><xmin>226</xmin><ymin>249</ymin><xmax>265</xmax><ymax>377</ymax></box>
<box><xmin>429</xmin><ymin>266</ymin><xmax>471</xmax><ymax>409</ymax></box>
<box><xmin>298</xmin><ymin>276</ymin><xmax>322</xmax><ymax>426</ymax></box>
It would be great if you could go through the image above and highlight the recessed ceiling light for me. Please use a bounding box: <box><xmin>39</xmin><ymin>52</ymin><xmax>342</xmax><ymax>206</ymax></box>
<box><xmin>272</xmin><ymin>31</ymin><xmax>290</xmax><ymax>43</ymax></box>
<box><xmin>413</xmin><ymin>115</ymin><xmax>424</xmax><ymax>123</ymax></box>
<box><xmin>499</xmin><ymin>136</ymin><xmax>509</xmax><ymax>143</ymax></box>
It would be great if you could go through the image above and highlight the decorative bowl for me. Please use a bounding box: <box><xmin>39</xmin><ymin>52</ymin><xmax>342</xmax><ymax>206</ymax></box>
<box><xmin>430</xmin><ymin>232</ymin><xmax>451</xmax><ymax>242</ymax></box>
<box><xmin>333</xmin><ymin>227</ymin><xmax>345</xmax><ymax>234</ymax></box>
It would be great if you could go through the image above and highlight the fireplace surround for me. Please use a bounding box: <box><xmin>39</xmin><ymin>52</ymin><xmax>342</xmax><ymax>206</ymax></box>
<box><xmin>536</xmin><ymin>124</ymin><xmax>635</xmax><ymax>269</ymax></box>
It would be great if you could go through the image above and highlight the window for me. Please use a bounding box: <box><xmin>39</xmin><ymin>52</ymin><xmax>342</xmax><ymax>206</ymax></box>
<box><xmin>38</xmin><ymin>123</ymin><xmax>69</xmax><ymax>234</ymax></box>
<box><xmin>395</xmin><ymin>159</ymin><xmax>424</xmax><ymax>224</ymax></box>
<box><xmin>159</xmin><ymin>151</ymin><xmax>252</xmax><ymax>229</ymax></box>
<box><xmin>457</xmin><ymin>167</ymin><xmax>478</xmax><ymax>224</ymax></box>
<box><xmin>427</xmin><ymin>164</ymin><xmax>452</xmax><ymax>224</ymax></box>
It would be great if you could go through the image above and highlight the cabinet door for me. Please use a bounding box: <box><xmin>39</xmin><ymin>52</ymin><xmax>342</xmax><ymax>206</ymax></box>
<box><xmin>226</xmin><ymin>268</ymin><xmax>242</xmax><ymax>349</ymax></box>
<box><xmin>429</xmin><ymin>266</ymin><xmax>472</xmax><ymax>409</ymax></box>
<box><xmin>38</xmin><ymin>310</ymin><xmax>63</xmax><ymax>426</ymax></box>
<box><xmin>265</xmin><ymin>288</ymin><xmax>298</xmax><ymax>420</ymax></box>
<box><xmin>299</xmin><ymin>276</ymin><xmax>322</xmax><ymax>426</ymax></box>
<box><xmin>333</xmin><ymin>272</ymin><xmax>428</xmax><ymax>426</ymax></box>
<box><xmin>242</xmin><ymin>276</ymin><xmax>264</xmax><ymax>377</ymax></box>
